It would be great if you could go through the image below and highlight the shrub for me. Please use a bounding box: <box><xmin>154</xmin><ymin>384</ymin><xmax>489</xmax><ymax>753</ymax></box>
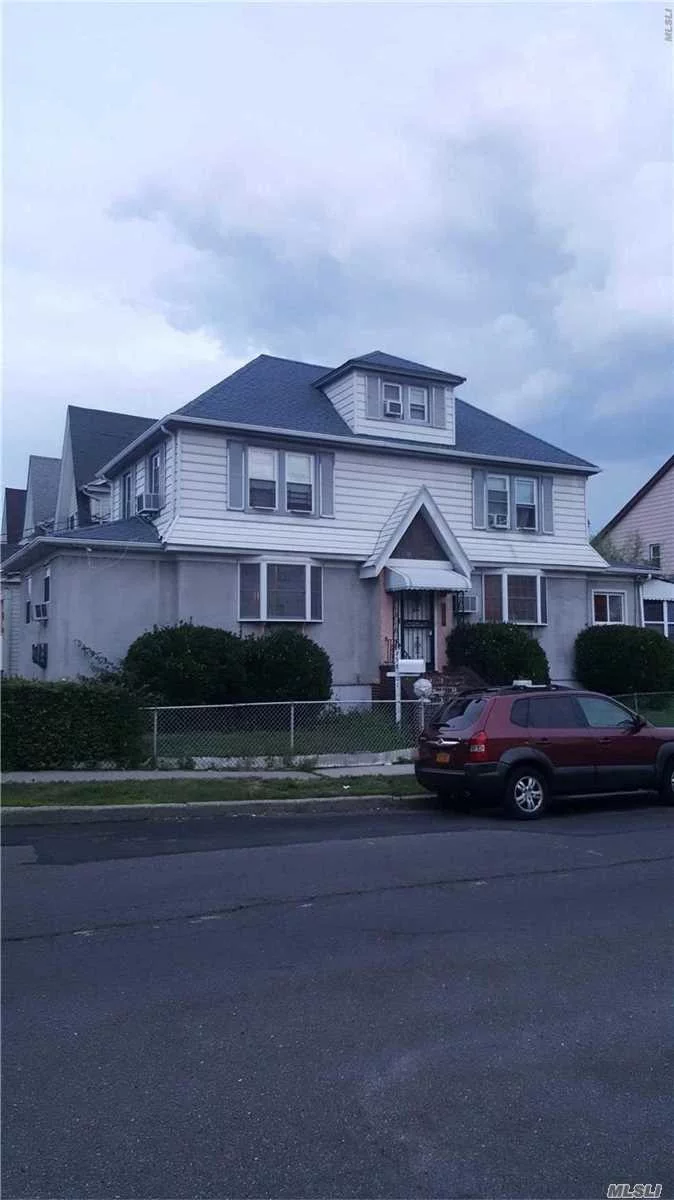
<box><xmin>243</xmin><ymin>629</ymin><xmax>332</xmax><ymax>701</ymax></box>
<box><xmin>121</xmin><ymin>623</ymin><xmax>248</xmax><ymax>706</ymax></box>
<box><xmin>574</xmin><ymin>625</ymin><xmax>674</xmax><ymax>695</ymax></box>
<box><xmin>1</xmin><ymin>680</ymin><xmax>143</xmax><ymax>770</ymax></box>
<box><xmin>447</xmin><ymin>622</ymin><xmax>550</xmax><ymax>685</ymax></box>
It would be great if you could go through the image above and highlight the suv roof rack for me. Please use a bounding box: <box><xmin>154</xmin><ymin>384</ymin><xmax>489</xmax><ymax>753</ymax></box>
<box><xmin>451</xmin><ymin>683</ymin><xmax>571</xmax><ymax>697</ymax></box>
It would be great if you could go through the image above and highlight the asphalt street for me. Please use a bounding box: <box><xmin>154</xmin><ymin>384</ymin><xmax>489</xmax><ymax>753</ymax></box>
<box><xmin>3</xmin><ymin>798</ymin><xmax>673</xmax><ymax>1200</ymax></box>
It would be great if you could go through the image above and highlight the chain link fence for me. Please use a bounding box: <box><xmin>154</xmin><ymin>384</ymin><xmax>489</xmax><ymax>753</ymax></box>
<box><xmin>144</xmin><ymin>698</ymin><xmax>439</xmax><ymax>767</ymax></box>
<box><xmin>613</xmin><ymin>692</ymin><xmax>674</xmax><ymax>726</ymax></box>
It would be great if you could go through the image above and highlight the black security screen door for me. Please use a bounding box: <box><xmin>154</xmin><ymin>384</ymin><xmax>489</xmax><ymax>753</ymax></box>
<box><xmin>396</xmin><ymin>591</ymin><xmax>435</xmax><ymax>670</ymax></box>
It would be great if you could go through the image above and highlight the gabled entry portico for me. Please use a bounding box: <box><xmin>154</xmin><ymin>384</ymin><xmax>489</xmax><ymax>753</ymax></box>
<box><xmin>361</xmin><ymin>487</ymin><xmax>473</xmax><ymax>672</ymax></box>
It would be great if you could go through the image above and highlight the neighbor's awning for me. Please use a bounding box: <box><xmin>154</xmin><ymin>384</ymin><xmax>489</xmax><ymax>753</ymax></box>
<box><xmin>642</xmin><ymin>579</ymin><xmax>674</xmax><ymax>601</ymax></box>
<box><xmin>385</xmin><ymin>565</ymin><xmax>472</xmax><ymax>592</ymax></box>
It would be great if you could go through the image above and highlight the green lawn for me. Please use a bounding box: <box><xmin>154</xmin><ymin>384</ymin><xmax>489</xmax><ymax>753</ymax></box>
<box><xmin>1</xmin><ymin>774</ymin><xmax>425</xmax><ymax>808</ymax></box>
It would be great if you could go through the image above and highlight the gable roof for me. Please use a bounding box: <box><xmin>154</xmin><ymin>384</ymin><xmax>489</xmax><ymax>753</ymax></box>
<box><xmin>315</xmin><ymin>350</ymin><xmax>466</xmax><ymax>387</ymax></box>
<box><xmin>26</xmin><ymin>456</ymin><xmax>61</xmax><ymax>529</ymax></box>
<box><xmin>597</xmin><ymin>454</ymin><xmax>674</xmax><ymax>539</ymax></box>
<box><xmin>176</xmin><ymin>353</ymin><xmax>596</xmax><ymax>471</ymax></box>
<box><xmin>68</xmin><ymin>406</ymin><xmax>157</xmax><ymax>487</ymax></box>
<box><xmin>360</xmin><ymin>486</ymin><xmax>473</xmax><ymax>579</ymax></box>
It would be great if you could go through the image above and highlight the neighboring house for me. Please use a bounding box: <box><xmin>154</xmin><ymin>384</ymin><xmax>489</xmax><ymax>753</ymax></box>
<box><xmin>21</xmin><ymin>456</ymin><xmax>61</xmax><ymax>541</ymax></box>
<box><xmin>54</xmin><ymin>406</ymin><xmax>157</xmax><ymax>531</ymax></box>
<box><xmin>596</xmin><ymin>454</ymin><xmax>674</xmax><ymax>639</ymax></box>
<box><xmin>2</xmin><ymin>350</ymin><xmax>654</xmax><ymax>690</ymax></box>
<box><xmin>1</xmin><ymin>488</ymin><xmax>27</xmax><ymax>675</ymax></box>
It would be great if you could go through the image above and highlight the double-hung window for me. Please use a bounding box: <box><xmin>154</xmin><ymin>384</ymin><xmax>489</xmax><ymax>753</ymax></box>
<box><xmin>593</xmin><ymin>592</ymin><xmax>625</xmax><ymax>625</ymax></box>
<box><xmin>121</xmin><ymin>471</ymin><xmax>133</xmax><ymax>519</ymax></box>
<box><xmin>248</xmin><ymin>449</ymin><xmax>277</xmax><ymax>510</ymax></box>
<box><xmin>239</xmin><ymin>562</ymin><xmax>323</xmax><ymax>622</ymax></box>
<box><xmin>643</xmin><ymin>599</ymin><xmax>674</xmax><ymax>639</ymax></box>
<box><xmin>649</xmin><ymin>544</ymin><xmax>661</xmax><ymax>568</ymax></box>
<box><xmin>515</xmin><ymin>477</ymin><xmax>538</xmax><ymax>530</ymax></box>
<box><xmin>408</xmin><ymin>386</ymin><xmax>428</xmax><ymax>422</ymax></box>
<box><xmin>286</xmin><ymin>453</ymin><xmax>313</xmax><ymax>513</ymax></box>
<box><xmin>148</xmin><ymin>450</ymin><xmax>162</xmax><ymax>499</ymax></box>
<box><xmin>483</xmin><ymin>572</ymin><xmax>546</xmax><ymax>624</ymax></box>
<box><xmin>487</xmin><ymin>476</ymin><xmax>509</xmax><ymax>529</ymax></box>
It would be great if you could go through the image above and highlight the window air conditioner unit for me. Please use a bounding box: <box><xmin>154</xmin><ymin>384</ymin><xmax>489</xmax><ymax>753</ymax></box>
<box><xmin>489</xmin><ymin>513</ymin><xmax>509</xmax><ymax>529</ymax></box>
<box><xmin>384</xmin><ymin>398</ymin><xmax>404</xmax><ymax>418</ymax></box>
<box><xmin>33</xmin><ymin>602</ymin><xmax>50</xmax><ymax>622</ymax></box>
<box><xmin>453</xmin><ymin>592</ymin><xmax>478</xmax><ymax>615</ymax></box>
<box><xmin>136</xmin><ymin>493</ymin><xmax>160</xmax><ymax>516</ymax></box>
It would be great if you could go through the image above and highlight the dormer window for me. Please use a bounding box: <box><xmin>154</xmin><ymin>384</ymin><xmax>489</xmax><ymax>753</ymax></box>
<box><xmin>408</xmin><ymin>386</ymin><xmax>428</xmax><ymax>423</ymax></box>
<box><xmin>383</xmin><ymin>382</ymin><xmax>402</xmax><ymax>406</ymax></box>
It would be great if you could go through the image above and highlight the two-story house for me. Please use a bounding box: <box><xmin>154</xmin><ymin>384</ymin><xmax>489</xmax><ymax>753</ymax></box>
<box><xmin>3</xmin><ymin>350</ymin><xmax>653</xmax><ymax>692</ymax></box>
<box><xmin>596</xmin><ymin>453</ymin><xmax>674</xmax><ymax>640</ymax></box>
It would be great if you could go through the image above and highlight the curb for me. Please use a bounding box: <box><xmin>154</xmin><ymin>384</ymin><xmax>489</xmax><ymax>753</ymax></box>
<box><xmin>0</xmin><ymin>793</ymin><xmax>435</xmax><ymax>826</ymax></box>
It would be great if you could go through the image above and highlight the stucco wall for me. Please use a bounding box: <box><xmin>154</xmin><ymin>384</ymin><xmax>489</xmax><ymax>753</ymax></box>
<box><xmin>537</xmin><ymin>573</ymin><xmax>640</xmax><ymax>684</ymax></box>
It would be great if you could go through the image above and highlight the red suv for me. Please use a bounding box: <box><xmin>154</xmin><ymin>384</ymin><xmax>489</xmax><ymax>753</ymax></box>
<box><xmin>414</xmin><ymin>686</ymin><xmax>674</xmax><ymax>819</ymax></box>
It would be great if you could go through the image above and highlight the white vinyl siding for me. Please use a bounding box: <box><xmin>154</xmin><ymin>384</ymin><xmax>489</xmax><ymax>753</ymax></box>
<box><xmin>155</xmin><ymin>435</ymin><xmax>178</xmax><ymax>536</ymax></box>
<box><xmin>163</xmin><ymin>437</ymin><xmax>600</xmax><ymax>570</ymax></box>
<box><xmin>324</xmin><ymin>374</ymin><xmax>357</xmax><ymax>428</ymax></box>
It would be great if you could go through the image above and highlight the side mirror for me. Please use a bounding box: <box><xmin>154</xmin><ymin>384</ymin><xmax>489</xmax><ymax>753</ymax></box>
<box><xmin>633</xmin><ymin>714</ymin><xmax>647</xmax><ymax>731</ymax></box>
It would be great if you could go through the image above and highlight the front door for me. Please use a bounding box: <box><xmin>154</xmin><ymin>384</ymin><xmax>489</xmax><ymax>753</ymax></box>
<box><xmin>397</xmin><ymin>591</ymin><xmax>435</xmax><ymax>670</ymax></box>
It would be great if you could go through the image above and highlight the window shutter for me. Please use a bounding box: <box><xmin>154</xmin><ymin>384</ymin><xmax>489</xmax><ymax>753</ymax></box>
<box><xmin>239</xmin><ymin>563</ymin><xmax>261</xmax><ymax>620</ymax></box>
<box><xmin>472</xmin><ymin>469</ymin><xmax>486</xmax><ymax>528</ymax></box>
<box><xmin>228</xmin><ymin>442</ymin><xmax>245</xmax><ymax>510</ymax></box>
<box><xmin>366</xmin><ymin>375</ymin><xmax>380</xmax><ymax>419</ymax></box>
<box><xmin>431</xmin><ymin>386</ymin><xmax>446</xmax><ymax>428</ymax></box>
<box><xmin>310</xmin><ymin>566</ymin><xmax>323</xmax><ymax>621</ymax></box>
<box><xmin>540</xmin><ymin>477</ymin><xmax>554</xmax><ymax>534</ymax></box>
<box><xmin>319</xmin><ymin>453</ymin><xmax>335</xmax><ymax>517</ymax></box>
<box><xmin>509</xmin><ymin>477</ymin><xmax>518</xmax><ymax>531</ymax></box>
<box><xmin>540</xmin><ymin>576</ymin><xmax>547</xmax><ymax>624</ymax></box>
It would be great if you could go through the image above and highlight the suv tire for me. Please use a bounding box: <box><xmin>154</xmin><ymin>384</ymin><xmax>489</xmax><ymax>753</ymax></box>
<box><xmin>503</xmin><ymin>765</ymin><xmax>549</xmax><ymax>820</ymax></box>
<box><xmin>660</xmin><ymin>757</ymin><xmax>674</xmax><ymax>805</ymax></box>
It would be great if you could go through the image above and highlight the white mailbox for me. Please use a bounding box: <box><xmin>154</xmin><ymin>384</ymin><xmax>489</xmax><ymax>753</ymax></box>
<box><xmin>395</xmin><ymin>658</ymin><xmax>426</xmax><ymax>676</ymax></box>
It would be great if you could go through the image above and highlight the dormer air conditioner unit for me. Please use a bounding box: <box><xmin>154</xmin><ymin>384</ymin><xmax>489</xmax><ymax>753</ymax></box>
<box><xmin>136</xmin><ymin>493</ymin><xmax>160</xmax><ymax>516</ymax></box>
<box><xmin>453</xmin><ymin>592</ymin><xmax>478</xmax><ymax>615</ymax></box>
<box><xmin>33</xmin><ymin>602</ymin><xmax>50</xmax><ymax>622</ymax></box>
<box><xmin>384</xmin><ymin>398</ymin><xmax>404</xmax><ymax>418</ymax></box>
<box><xmin>489</xmin><ymin>513</ymin><xmax>509</xmax><ymax>529</ymax></box>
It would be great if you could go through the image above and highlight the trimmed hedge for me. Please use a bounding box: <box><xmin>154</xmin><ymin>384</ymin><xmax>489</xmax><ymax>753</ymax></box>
<box><xmin>447</xmin><ymin>622</ymin><xmax>550</xmax><ymax>685</ymax></box>
<box><xmin>122</xmin><ymin>623</ymin><xmax>248</xmax><ymax>706</ymax></box>
<box><xmin>2</xmin><ymin>680</ymin><xmax>143</xmax><ymax>770</ymax></box>
<box><xmin>243</xmin><ymin>628</ymin><xmax>332</xmax><ymax>701</ymax></box>
<box><xmin>574</xmin><ymin>625</ymin><xmax>674</xmax><ymax>695</ymax></box>
<box><xmin>120</xmin><ymin>623</ymin><xmax>333</xmax><ymax>705</ymax></box>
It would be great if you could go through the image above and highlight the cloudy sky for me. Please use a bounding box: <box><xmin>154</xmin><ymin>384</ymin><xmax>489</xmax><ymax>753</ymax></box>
<box><xmin>4</xmin><ymin>1</ymin><xmax>672</xmax><ymax>530</ymax></box>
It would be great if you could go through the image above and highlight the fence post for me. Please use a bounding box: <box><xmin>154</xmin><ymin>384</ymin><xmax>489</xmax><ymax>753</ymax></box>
<box><xmin>290</xmin><ymin>703</ymin><xmax>295</xmax><ymax>754</ymax></box>
<box><xmin>152</xmin><ymin>709</ymin><xmax>158</xmax><ymax>761</ymax></box>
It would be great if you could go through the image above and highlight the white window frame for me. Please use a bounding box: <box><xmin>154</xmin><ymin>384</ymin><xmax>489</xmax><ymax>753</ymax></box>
<box><xmin>482</xmin><ymin>571</ymin><xmax>546</xmax><ymax>625</ymax></box>
<box><xmin>248</xmin><ymin>448</ymin><xmax>279</xmax><ymax>511</ymax></box>
<box><xmin>25</xmin><ymin>576</ymin><xmax>32</xmax><ymax>624</ymax></box>
<box><xmin>592</xmin><ymin>590</ymin><xmax>626</xmax><ymax>626</ymax></box>
<box><xmin>43</xmin><ymin>569</ymin><xmax>50</xmax><ymax>604</ymax></box>
<box><xmin>238</xmin><ymin>560</ymin><xmax>323</xmax><ymax>623</ymax></box>
<box><xmin>648</xmin><ymin>543</ymin><xmax>661</xmax><ymax>568</ymax></box>
<box><xmin>285</xmin><ymin>452</ymin><xmax>314</xmax><ymax>514</ymax></box>
<box><xmin>147</xmin><ymin>449</ymin><xmax>162</xmax><ymax>500</ymax></box>
<box><xmin>121</xmin><ymin>471</ymin><xmax>133</xmax><ymax>519</ymax></box>
<box><xmin>514</xmin><ymin>476</ymin><xmax>538</xmax><ymax>532</ymax></box>
<box><xmin>642</xmin><ymin>597</ymin><xmax>674</xmax><ymax>639</ymax></box>
<box><xmin>382</xmin><ymin>381</ymin><xmax>402</xmax><ymax>406</ymax></box>
<box><xmin>407</xmin><ymin>386</ymin><xmax>429</xmax><ymax>423</ymax></box>
<box><xmin>486</xmin><ymin>475</ymin><xmax>510</xmax><ymax>530</ymax></box>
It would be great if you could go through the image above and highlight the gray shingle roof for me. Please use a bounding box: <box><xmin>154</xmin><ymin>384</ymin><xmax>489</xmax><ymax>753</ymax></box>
<box><xmin>50</xmin><ymin>516</ymin><xmax>161</xmax><ymax>544</ymax></box>
<box><xmin>68</xmin><ymin>406</ymin><xmax>157</xmax><ymax>488</ymax></box>
<box><xmin>327</xmin><ymin>350</ymin><xmax>465</xmax><ymax>383</ymax></box>
<box><xmin>178</xmin><ymin>353</ymin><xmax>596</xmax><ymax>470</ymax></box>
<box><xmin>2</xmin><ymin>488</ymin><xmax>26</xmax><ymax>545</ymax></box>
<box><xmin>28</xmin><ymin>456</ymin><xmax>61</xmax><ymax>527</ymax></box>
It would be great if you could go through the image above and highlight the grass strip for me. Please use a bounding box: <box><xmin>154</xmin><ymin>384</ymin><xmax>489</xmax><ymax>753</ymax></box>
<box><xmin>1</xmin><ymin>775</ymin><xmax>425</xmax><ymax>808</ymax></box>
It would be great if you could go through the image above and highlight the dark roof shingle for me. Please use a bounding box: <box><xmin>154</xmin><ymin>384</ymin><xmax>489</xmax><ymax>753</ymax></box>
<box><xmin>68</xmin><ymin>406</ymin><xmax>157</xmax><ymax>487</ymax></box>
<box><xmin>50</xmin><ymin>516</ymin><xmax>161</xmax><ymax>545</ymax></box>
<box><xmin>28</xmin><ymin>456</ymin><xmax>61</xmax><ymax>527</ymax></box>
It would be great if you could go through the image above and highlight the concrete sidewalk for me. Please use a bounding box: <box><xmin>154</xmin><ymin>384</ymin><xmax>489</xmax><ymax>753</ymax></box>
<box><xmin>2</xmin><ymin>764</ymin><xmax>414</xmax><ymax>784</ymax></box>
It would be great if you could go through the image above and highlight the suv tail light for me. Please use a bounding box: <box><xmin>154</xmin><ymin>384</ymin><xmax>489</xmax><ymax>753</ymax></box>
<box><xmin>468</xmin><ymin>732</ymin><xmax>488</xmax><ymax>756</ymax></box>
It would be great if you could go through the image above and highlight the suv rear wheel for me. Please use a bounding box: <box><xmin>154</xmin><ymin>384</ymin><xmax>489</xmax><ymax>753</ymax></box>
<box><xmin>503</xmin><ymin>766</ymin><xmax>549</xmax><ymax>820</ymax></box>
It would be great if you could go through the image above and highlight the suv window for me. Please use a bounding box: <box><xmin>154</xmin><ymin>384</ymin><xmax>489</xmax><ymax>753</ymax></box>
<box><xmin>576</xmin><ymin>696</ymin><xmax>634</xmax><ymax>729</ymax></box>
<box><xmin>528</xmin><ymin>696</ymin><xmax>583</xmax><ymax>729</ymax></box>
<box><xmin>510</xmin><ymin>698</ymin><xmax>529</xmax><ymax>727</ymax></box>
<box><xmin>435</xmin><ymin>696</ymin><xmax>487</xmax><ymax>731</ymax></box>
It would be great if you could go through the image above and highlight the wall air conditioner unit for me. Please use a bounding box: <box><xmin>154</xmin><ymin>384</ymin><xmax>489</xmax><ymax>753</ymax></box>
<box><xmin>136</xmin><ymin>493</ymin><xmax>160</xmax><ymax>516</ymax></box>
<box><xmin>453</xmin><ymin>592</ymin><xmax>478</xmax><ymax>615</ymax></box>
<box><xmin>489</xmin><ymin>513</ymin><xmax>509</xmax><ymax>529</ymax></box>
<box><xmin>383</xmin><ymin>398</ymin><xmax>404</xmax><ymax>418</ymax></box>
<box><xmin>33</xmin><ymin>602</ymin><xmax>50</xmax><ymax>622</ymax></box>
